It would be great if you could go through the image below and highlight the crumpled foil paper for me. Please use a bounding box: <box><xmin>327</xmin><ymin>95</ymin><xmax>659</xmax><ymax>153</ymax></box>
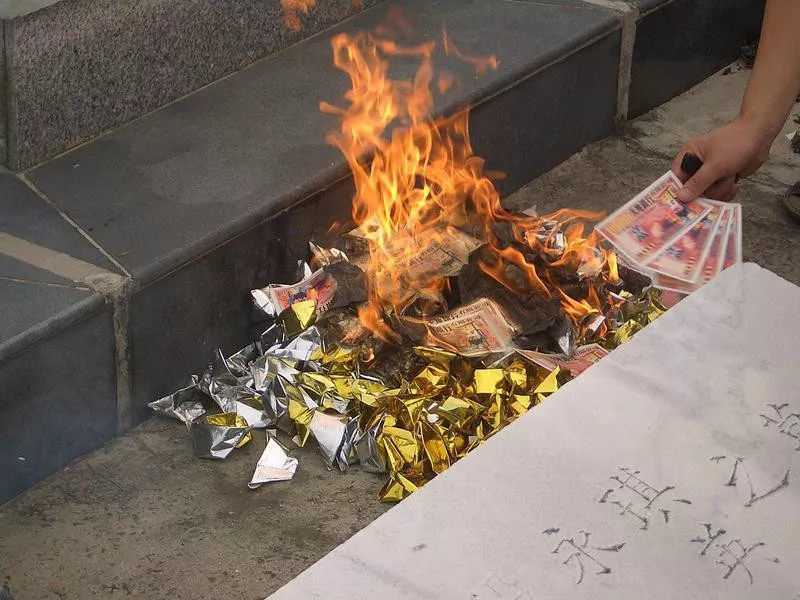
<box><xmin>248</xmin><ymin>435</ymin><xmax>299</xmax><ymax>488</ymax></box>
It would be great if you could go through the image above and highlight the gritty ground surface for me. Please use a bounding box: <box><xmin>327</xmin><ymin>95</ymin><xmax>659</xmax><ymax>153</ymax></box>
<box><xmin>2</xmin><ymin>67</ymin><xmax>799</xmax><ymax>600</ymax></box>
<box><xmin>506</xmin><ymin>67</ymin><xmax>800</xmax><ymax>285</ymax></box>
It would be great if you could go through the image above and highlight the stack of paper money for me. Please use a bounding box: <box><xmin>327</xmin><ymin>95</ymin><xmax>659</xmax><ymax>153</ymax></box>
<box><xmin>595</xmin><ymin>171</ymin><xmax>743</xmax><ymax>294</ymax></box>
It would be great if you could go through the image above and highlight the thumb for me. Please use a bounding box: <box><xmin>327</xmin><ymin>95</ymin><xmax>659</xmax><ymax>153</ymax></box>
<box><xmin>677</xmin><ymin>164</ymin><xmax>719</xmax><ymax>203</ymax></box>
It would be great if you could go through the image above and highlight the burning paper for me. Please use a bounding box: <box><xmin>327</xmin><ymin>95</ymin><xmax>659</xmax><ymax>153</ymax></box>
<box><xmin>423</xmin><ymin>298</ymin><xmax>517</xmax><ymax>357</ymax></box>
<box><xmin>517</xmin><ymin>343</ymin><xmax>609</xmax><ymax>376</ymax></box>
<box><xmin>146</xmin><ymin>16</ymin><xmax>725</xmax><ymax>504</ymax></box>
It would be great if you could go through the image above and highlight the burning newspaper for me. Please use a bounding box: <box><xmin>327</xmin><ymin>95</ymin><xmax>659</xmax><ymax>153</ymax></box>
<box><xmin>424</xmin><ymin>298</ymin><xmax>517</xmax><ymax>357</ymax></box>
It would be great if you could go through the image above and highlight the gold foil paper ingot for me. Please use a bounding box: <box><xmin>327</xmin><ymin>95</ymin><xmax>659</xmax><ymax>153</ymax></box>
<box><xmin>277</xmin><ymin>299</ymin><xmax>317</xmax><ymax>338</ymax></box>
<box><xmin>436</xmin><ymin>396</ymin><xmax>483</xmax><ymax>429</ymax></box>
<box><xmin>379</xmin><ymin>472</ymin><xmax>419</xmax><ymax>503</ymax></box>
<box><xmin>473</xmin><ymin>369</ymin><xmax>505</xmax><ymax>395</ymax></box>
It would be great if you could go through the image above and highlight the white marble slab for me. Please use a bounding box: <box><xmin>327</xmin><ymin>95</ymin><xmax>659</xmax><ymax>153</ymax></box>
<box><xmin>269</xmin><ymin>263</ymin><xmax>800</xmax><ymax>600</ymax></box>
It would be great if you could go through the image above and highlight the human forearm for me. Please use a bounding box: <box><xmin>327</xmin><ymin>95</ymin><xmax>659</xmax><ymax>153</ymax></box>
<box><xmin>673</xmin><ymin>0</ymin><xmax>800</xmax><ymax>202</ymax></box>
<box><xmin>739</xmin><ymin>0</ymin><xmax>800</xmax><ymax>145</ymax></box>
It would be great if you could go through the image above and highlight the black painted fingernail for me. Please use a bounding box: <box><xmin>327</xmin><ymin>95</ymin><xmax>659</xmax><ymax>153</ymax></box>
<box><xmin>680</xmin><ymin>153</ymin><xmax>703</xmax><ymax>177</ymax></box>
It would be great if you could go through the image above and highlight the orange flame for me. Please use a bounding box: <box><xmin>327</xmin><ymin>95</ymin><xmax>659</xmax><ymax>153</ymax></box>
<box><xmin>282</xmin><ymin>0</ymin><xmax>363</xmax><ymax>32</ymax></box>
<box><xmin>322</xmin><ymin>17</ymin><xmax>616</xmax><ymax>341</ymax></box>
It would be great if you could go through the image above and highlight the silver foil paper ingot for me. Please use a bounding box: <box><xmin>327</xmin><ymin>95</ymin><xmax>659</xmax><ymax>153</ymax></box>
<box><xmin>191</xmin><ymin>414</ymin><xmax>251</xmax><ymax>460</ymax></box>
<box><xmin>550</xmin><ymin>314</ymin><xmax>575</xmax><ymax>356</ymax></box>
<box><xmin>585</xmin><ymin>313</ymin><xmax>606</xmax><ymax>336</ymax></box>
<box><xmin>309</xmin><ymin>411</ymin><xmax>348</xmax><ymax>469</ymax></box>
<box><xmin>198</xmin><ymin>351</ymin><xmax>239</xmax><ymax>412</ymax></box>
<box><xmin>148</xmin><ymin>383</ymin><xmax>213</xmax><ymax>425</ymax></box>
<box><xmin>259</xmin><ymin>323</ymin><xmax>285</xmax><ymax>352</ymax></box>
<box><xmin>309</xmin><ymin>241</ymin><xmax>349</xmax><ymax>267</ymax></box>
<box><xmin>225</xmin><ymin>343</ymin><xmax>262</xmax><ymax>379</ymax></box>
<box><xmin>268</xmin><ymin>326</ymin><xmax>322</xmax><ymax>362</ymax></box>
<box><xmin>251</xmin><ymin>288</ymin><xmax>277</xmax><ymax>317</ymax></box>
<box><xmin>297</xmin><ymin>261</ymin><xmax>313</xmax><ymax>281</ymax></box>
<box><xmin>265</xmin><ymin>374</ymin><xmax>318</xmax><ymax>435</ymax></box>
<box><xmin>336</xmin><ymin>416</ymin><xmax>361</xmax><ymax>471</ymax></box>
<box><xmin>248</xmin><ymin>435</ymin><xmax>299</xmax><ymax>489</ymax></box>
<box><xmin>355</xmin><ymin>418</ymin><xmax>387</xmax><ymax>474</ymax></box>
<box><xmin>251</xmin><ymin>355</ymin><xmax>299</xmax><ymax>393</ymax></box>
<box><xmin>235</xmin><ymin>395</ymin><xmax>271</xmax><ymax>429</ymax></box>
<box><xmin>199</xmin><ymin>350</ymin><xmax>264</xmax><ymax>414</ymax></box>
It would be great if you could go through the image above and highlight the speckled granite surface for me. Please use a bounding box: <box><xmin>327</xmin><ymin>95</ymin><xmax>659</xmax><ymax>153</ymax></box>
<box><xmin>0</xmin><ymin>23</ymin><xmax>6</xmax><ymax>165</ymax></box>
<box><xmin>3</xmin><ymin>0</ymin><xmax>379</xmax><ymax>169</ymax></box>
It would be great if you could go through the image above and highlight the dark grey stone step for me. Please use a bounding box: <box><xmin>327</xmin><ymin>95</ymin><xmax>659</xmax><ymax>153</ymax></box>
<box><xmin>627</xmin><ymin>0</ymin><xmax>764</xmax><ymax>118</ymax></box>
<box><xmin>0</xmin><ymin>0</ymin><xmax>764</xmax><ymax>505</ymax></box>
<box><xmin>0</xmin><ymin>172</ymin><xmax>119</xmax><ymax>503</ymax></box>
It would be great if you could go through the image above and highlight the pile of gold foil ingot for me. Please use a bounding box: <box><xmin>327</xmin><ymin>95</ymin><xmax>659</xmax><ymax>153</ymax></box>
<box><xmin>149</xmin><ymin>274</ymin><xmax>668</xmax><ymax>503</ymax></box>
<box><xmin>289</xmin><ymin>340</ymin><xmax>564</xmax><ymax>502</ymax></box>
<box><xmin>602</xmin><ymin>288</ymin><xmax>667</xmax><ymax>348</ymax></box>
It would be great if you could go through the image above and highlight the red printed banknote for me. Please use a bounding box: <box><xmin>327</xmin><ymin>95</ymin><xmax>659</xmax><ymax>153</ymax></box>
<box><xmin>596</xmin><ymin>171</ymin><xmax>711</xmax><ymax>265</ymax></box>
<box><xmin>645</xmin><ymin>203</ymin><xmax>724</xmax><ymax>283</ymax></box>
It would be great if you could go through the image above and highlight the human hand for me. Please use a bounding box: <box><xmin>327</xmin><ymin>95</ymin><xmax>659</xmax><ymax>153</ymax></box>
<box><xmin>672</xmin><ymin>116</ymin><xmax>772</xmax><ymax>203</ymax></box>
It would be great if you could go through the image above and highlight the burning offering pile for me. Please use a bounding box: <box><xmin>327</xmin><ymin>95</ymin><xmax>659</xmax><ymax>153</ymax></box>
<box><xmin>149</xmin><ymin>18</ymin><xmax>741</xmax><ymax>501</ymax></box>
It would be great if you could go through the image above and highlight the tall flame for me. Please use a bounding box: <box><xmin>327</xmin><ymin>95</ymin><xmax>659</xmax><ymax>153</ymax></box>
<box><xmin>322</xmin><ymin>16</ymin><xmax>616</xmax><ymax>339</ymax></box>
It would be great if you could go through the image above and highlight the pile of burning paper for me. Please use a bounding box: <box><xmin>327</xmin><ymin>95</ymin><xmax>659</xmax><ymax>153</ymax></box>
<box><xmin>148</xmin><ymin>19</ymin><xmax>742</xmax><ymax>502</ymax></box>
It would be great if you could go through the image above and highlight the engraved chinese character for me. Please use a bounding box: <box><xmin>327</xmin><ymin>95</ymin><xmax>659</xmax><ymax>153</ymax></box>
<box><xmin>691</xmin><ymin>523</ymin><xmax>779</xmax><ymax>585</ymax></box>
<box><xmin>713</xmin><ymin>456</ymin><xmax>791</xmax><ymax>507</ymax></box>
<box><xmin>598</xmin><ymin>467</ymin><xmax>689</xmax><ymax>529</ymax></box>
<box><xmin>760</xmin><ymin>403</ymin><xmax>800</xmax><ymax>450</ymax></box>
<box><xmin>544</xmin><ymin>528</ymin><xmax>624</xmax><ymax>585</ymax></box>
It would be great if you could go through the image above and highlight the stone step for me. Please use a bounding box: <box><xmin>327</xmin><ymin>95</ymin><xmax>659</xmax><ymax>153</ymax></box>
<box><xmin>0</xmin><ymin>0</ymin><xmax>764</xmax><ymax>504</ymax></box>
<box><xmin>0</xmin><ymin>0</ymin><xmax>381</xmax><ymax>170</ymax></box>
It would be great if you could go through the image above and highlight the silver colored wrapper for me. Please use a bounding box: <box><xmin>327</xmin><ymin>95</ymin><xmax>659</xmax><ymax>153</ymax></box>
<box><xmin>585</xmin><ymin>313</ymin><xmax>606</xmax><ymax>335</ymax></box>
<box><xmin>235</xmin><ymin>396</ymin><xmax>270</xmax><ymax>429</ymax></box>
<box><xmin>551</xmin><ymin>314</ymin><xmax>575</xmax><ymax>356</ymax></box>
<box><xmin>259</xmin><ymin>323</ymin><xmax>285</xmax><ymax>351</ymax></box>
<box><xmin>251</xmin><ymin>288</ymin><xmax>277</xmax><ymax>317</ymax></box>
<box><xmin>199</xmin><ymin>350</ymin><xmax>262</xmax><ymax>414</ymax></box>
<box><xmin>264</xmin><ymin>375</ymin><xmax>291</xmax><ymax>431</ymax></box>
<box><xmin>191</xmin><ymin>418</ymin><xmax>251</xmax><ymax>460</ymax></box>
<box><xmin>265</xmin><ymin>375</ymin><xmax>317</xmax><ymax>435</ymax></box>
<box><xmin>148</xmin><ymin>383</ymin><xmax>212</xmax><ymax>425</ymax></box>
<box><xmin>309</xmin><ymin>411</ymin><xmax>348</xmax><ymax>469</ymax></box>
<box><xmin>298</xmin><ymin>261</ymin><xmax>314</xmax><ymax>280</ymax></box>
<box><xmin>355</xmin><ymin>418</ymin><xmax>387</xmax><ymax>474</ymax></box>
<box><xmin>248</xmin><ymin>436</ymin><xmax>299</xmax><ymax>489</ymax></box>
<box><xmin>250</xmin><ymin>354</ymin><xmax>299</xmax><ymax>393</ymax></box>
<box><xmin>309</xmin><ymin>241</ymin><xmax>349</xmax><ymax>267</ymax></box>
<box><xmin>268</xmin><ymin>326</ymin><xmax>322</xmax><ymax>362</ymax></box>
<box><xmin>225</xmin><ymin>343</ymin><xmax>261</xmax><ymax>379</ymax></box>
<box><xmin>336</xmin><ymin>416</ymin><xmax>361</xmax><ymax>471</ymax></box>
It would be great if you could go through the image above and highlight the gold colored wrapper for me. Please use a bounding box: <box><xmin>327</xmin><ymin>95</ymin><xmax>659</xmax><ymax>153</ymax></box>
<box><xmin>206</xmin><ymin>412</ymin><xmax>252</xmax><ymax>448</ymax></box>
<box><xmin>278</xmin><ymin>299</ymin><xmax>317</xmax><ymax>337</ymax></box>
<box><xmin>379</xmin><ymin>472</ymin><xmax>419</xmax><ymax>502</ymax></box>
<box><xmin>473</xmin><ymin>369</ymin><xmax>505</xmax><ymax>395</ymax></box>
